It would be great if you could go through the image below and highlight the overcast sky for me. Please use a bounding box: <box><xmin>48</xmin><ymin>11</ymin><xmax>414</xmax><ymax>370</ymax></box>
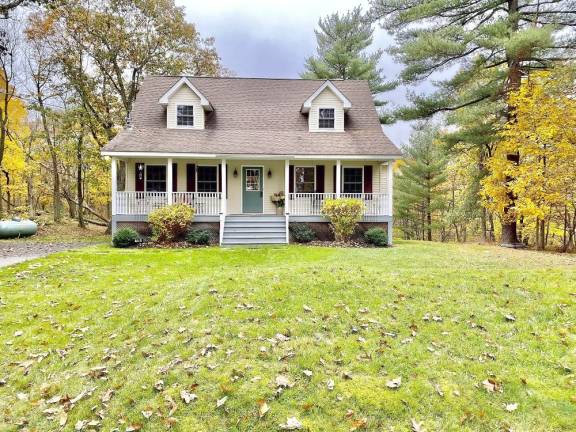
<box><xmin>177</xmin><ymin>0</ymin><xmax>416</xmax><ymax>146</ymax></box>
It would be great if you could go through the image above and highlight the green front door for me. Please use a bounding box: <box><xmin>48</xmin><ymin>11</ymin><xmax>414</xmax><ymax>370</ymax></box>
<box><xmin>242</xmin><ymin>167</ymin><xmax>263</xmax><ymax>213</ymax></box>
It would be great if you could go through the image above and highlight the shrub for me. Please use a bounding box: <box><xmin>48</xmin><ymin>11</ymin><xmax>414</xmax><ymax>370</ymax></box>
<box><xmin>112</xmin><ymin>227</ymin><xmax>139</xmax><ymax>248</ymax></box>
<box><xmin>148</xmin><ymin>204</ymin><xmax>194</xmax><ymax>243</ymax></box>
<box><xmin>186</xmin><ymin>228</ymin><xmax>212</xmax><ymax>245</ymax></box>
<box><xmin>364</xmin><ymin>227</ymin><xmax>388</xmax><ymax>247</ymax></box>
<box><xmin>321</xmin><ymin>198</ymin><xmax>365</xmax><ymax>242</ymax></box>
<box><xmin>290</xmin><ymin>223</ymin><xmax>316</xmax><ymax>243</ymax></box>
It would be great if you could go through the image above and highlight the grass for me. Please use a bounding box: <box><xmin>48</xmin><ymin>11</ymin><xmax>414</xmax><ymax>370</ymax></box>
<box><xmin>0</xmin><ymin>241</ymin><xmax>575</xmax><ymax>431</ymax></box>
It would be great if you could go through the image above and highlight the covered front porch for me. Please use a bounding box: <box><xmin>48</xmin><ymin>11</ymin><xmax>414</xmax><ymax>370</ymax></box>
<box><xmin>110</xmin><ymin>156</ymin><xmax>394</xmax><ymax>244</ymax></box>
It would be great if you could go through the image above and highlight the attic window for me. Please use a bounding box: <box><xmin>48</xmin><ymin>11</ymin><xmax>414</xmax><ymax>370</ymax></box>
<box><xmin>319</xmin><ymin>108</ymin><xmax>335</xmax><ymax>129</ymax></box>
<box><xmin>177</xmin><ymin>105</ymin><xmax>194</xmax><ymax>126</ymax></box>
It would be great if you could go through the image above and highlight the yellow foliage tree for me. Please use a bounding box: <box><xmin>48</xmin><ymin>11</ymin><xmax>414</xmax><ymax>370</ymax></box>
<box><xmin>482</xmin><ymin>67</ymin><xmax>576</xmax><ymax>249</ymax></box>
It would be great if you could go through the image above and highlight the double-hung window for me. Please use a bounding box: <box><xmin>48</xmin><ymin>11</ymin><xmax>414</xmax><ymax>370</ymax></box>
<box><xmin>342</xmin><ymin>167</ymin><xmax>363</xmax><ymax>194</ymax></box>
<box><xmin>197</xmin><ymin>166</ymin><xmax>218</xmax><ymax>192</ymax></box>
<box><xmin>146</xmin><ymin>165</ymin><xmax>167</xmax><ymax>192</ymax></box>
<box><xmin>177</xmin><ymin>105</ymin><xmax>194</xmax><ymax>126</ymax></box>
<box><xmin>318</xmin><ymin>108</ymin><xmax>335</xmax><ymax>129</ymax></box>
<box><xmin>294</xmin><ymin>167</ymin><xmax>315</xmax><ymax>193</ymax></box>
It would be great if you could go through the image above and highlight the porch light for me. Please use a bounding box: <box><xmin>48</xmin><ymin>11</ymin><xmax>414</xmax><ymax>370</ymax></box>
<box><xmin>267</xmin><ymin>168</ymin><xmax>272</xmax><ymax>178</ymax></box>
<box><xmin>233</xmin><ymin>168</ymin><xmax>238</xmax><ymax>177</ymax></box>
<box><xmin>137</xmin><ymin>163</ymin><xmax>144</xmax><ymax>181</ymax></box>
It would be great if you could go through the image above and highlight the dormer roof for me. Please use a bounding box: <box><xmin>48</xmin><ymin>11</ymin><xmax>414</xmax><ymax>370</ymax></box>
<box><xmin>158</xmin><ymin>77</ymin><xmax>214</xmax><ymax>111</ymax></box>
<box><xmin>301</xmin><ymin>80</ymin><xmax>352</xmax><ymax>113</ymax></box>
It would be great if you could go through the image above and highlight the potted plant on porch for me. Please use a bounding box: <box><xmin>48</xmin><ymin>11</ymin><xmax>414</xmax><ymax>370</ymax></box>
<box><xmin>271</xmin><ymin>191</ymin><xmax>285</xmax><ymax>215</ymax></box>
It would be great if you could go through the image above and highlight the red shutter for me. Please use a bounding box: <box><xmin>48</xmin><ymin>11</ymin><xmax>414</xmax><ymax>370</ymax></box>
<box><xmin>218</xmin><ymin>165</ymin><xmax>222</xmax><ymax>193</ymax></box>
<box><xmin>364</xmin><ymin>165</ymin><xmax>373</xmax><ymax>194</ymax></box>
<box><xmin>332</xmin><ymin>165</ymin><xmax>336</xmax><ymax>193</ymax></box>
<box><xmin>186</xmin><ymin>164</ymin><xmax>196</xmax><ymax>192</ymax></box>
<box><xmin>316</xmin><ymin>165</ymin><xmax>325</xmax><ymax>193</ymax></box>
<box><xmin>135</xmin><ymin>163</ymin><xmax>145</xmax><ymax>192</ymax></box>
<box><xmin>172</xmin><ymin>163</ymin><xmax>178</xmax><ymax>192</ymax></box>
<box><xmin>289</xmin><ymin>165</ymin><xmax>294</xmax><ymax>193</ymax></box>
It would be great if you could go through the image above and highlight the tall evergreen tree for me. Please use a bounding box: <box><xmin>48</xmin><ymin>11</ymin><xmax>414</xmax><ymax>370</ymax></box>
<box><xmin>370</xmin><ymin>0</ymin><xmax>576</xmax><ymax>246</ymax></box>
<box><xmin>395</xmin><ymin>125</ymin><xmax>447</xmax><ymax>241</ymax></box>
<box><xmin>302</xmin><ymin>6</ymin><xmax>392</xmax><ymax>119</ymax></box>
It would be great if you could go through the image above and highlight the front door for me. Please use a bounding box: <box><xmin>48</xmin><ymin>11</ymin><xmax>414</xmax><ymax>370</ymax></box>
<box><xmin>242</xmin><ymin>167</ymin><xmax>263</xmax><ymax>213</ymax></box>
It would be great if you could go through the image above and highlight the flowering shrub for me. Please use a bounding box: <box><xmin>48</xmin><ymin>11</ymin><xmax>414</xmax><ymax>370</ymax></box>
<box><xmin>321</xmin><ymin>198</ymin><xmax>365</xmax><ymax>241</ymax></box>
<box><xmin>271</xmin><ymin>191</ymin><xmax>285</xmax><ymax>208</ymax></box>
<box><xmin>148</xmin><ymin>204</ymin><xmax>194</xmax><ymax>243</ymax></box>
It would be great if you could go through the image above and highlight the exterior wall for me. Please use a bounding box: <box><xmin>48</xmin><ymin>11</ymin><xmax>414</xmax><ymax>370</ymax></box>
<box><xmin>308</xmin><ymin>87</ymin><xmax>345</xmax><ymax>132</ymax></box>
<box><xmin>166</xmin><ymin>85</ymin><xmax>205</xmax><ymax>130</ymax></box>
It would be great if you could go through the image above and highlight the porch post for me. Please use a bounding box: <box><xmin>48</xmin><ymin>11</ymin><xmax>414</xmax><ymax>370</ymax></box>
<box><xmin>111</xmin><ymin>157</ymin><xmax>117</xmax><ymax>235</ymax></box>
<box><xmin>335</xmin><ymin>159</ymin><xmax>341</xmax><ymax>198</ymax></box>
<box><xmin>167</xmin><ymin>158</ymin><xmax>173</xmax><ymax>204</ymax></box>
<box><xmin>284</xmin><ymin>159</ymin><xmax>290</xmax><ymax>244</ymax></box>
<box><xmin>387</xmin><ymin>161</ymin><xmax>394</xmax><ymax>246</ymax></box>
<box><xmin>221</xmin><ymin>159</ymin><xmax>227</xmax><ymax>215</ymax></box>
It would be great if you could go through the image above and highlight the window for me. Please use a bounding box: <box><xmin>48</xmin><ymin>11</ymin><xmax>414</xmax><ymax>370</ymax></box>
<box><xmin>197</xmin><ymin>166</ymin><xmax>218</xmax><ymax>192</ymax></box>
<box><xmin>319</xmin><ymin>108</ymin><xmax>335</xmax><ymax>129</ymax></box>
<box><xmin>245</xmin><ymin>168</ymin><xmax>261</xmax><ymax>191</ymax></box>
<box><xmin>146</xmin><ymin>165</ymin><xmax>167</xmax><ymax>192</ymax></box>
<box><xmin>295</xmin><ymin>167</ymin><xmax>315</xmax><ymax>193</ymax></box>
<box><xmin>177</xmin><ymin>105</ymin><xmax>194</xmax><ymax>126</ymax></box>
<box><xmin>342</xmin><ymin>167</ymin><xmax>363</xmax><ymax>194</ymax></box>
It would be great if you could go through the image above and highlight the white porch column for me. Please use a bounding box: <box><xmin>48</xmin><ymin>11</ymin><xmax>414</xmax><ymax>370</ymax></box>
<box><xmin>221</xmin><ymin>159</ymin><xmax>227</xmax><ymax>215</ymax></box>
<box><xmin>284</xmin><ymin>159</ymin><xmax>290</xmax><ymax>215</ymax></box>
<box><xmin>167</xmin><ymin>158</ymin><xmax>173</xmax><ymax>204</ymax></box>
<box><xmin>335</xmin><ymin>159</ymin><xmax>341</xmax><ymax>197</ymax></box>
<box><xmin>387</xmin><ymin>161</ymin><xmax>394</xmax><ymax>246</ymax></box>
<box><xmin>111</xmin><ymin>157</ymin><xmax>117</xmax><ymax>215</ymax></box>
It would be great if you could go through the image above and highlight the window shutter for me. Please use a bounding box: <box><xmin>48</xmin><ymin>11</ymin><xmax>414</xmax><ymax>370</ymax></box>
<box><xmin>186</xmin><ymin>164</ymin><xmax>196</xmax><ymax>192</ymax></box>
<box><xmin>332</xmin><ymin>165</ymin><xmax>336</xmax><ymax>193</ymax></box>
<box><xmin>218</xmin><ymin>165</ymin><xmax>222</xmax><ymax>193</ymax></box>
<box><xmin>135</xmin><ymin>163</ymin><xmax>145</xmax><ymax>192</ymax></box>
<box><xmin>364</xmin><ymin>165</ymin><xmax>373</xmax><ymax>194</ymax></box>
<box><xmin>289</xmin><ymin>165</ymin><xmax>294</xmax><ymax>193</ymax></box>
<box><xmin>316</xmin><ymin>165</ymin><xmax>325</xmax><ymax>193</ymax></box>
<box><xmin>172</xmin><ymin>163</ymin><xmax>178</xmax><ymax>192</ymax></box>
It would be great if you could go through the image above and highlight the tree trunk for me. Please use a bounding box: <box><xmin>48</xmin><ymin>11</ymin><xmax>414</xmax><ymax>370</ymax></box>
<box><xmin>76</xmin><ymin>134</ymin><xmax>86</xmax><ymax>228</ymax></box>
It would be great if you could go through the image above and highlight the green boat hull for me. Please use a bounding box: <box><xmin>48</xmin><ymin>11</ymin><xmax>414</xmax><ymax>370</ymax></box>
<box><xmin>0</xmin><ymin>219</ymin><xmax>38</xmax><ymax>238</ymax></box>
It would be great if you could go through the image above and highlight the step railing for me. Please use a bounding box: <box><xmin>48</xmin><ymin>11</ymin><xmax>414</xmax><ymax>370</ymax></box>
<box><xmin>288</xmin><ymin>193</ymin><xmax>389</xmax><ymax>216</ymax></box>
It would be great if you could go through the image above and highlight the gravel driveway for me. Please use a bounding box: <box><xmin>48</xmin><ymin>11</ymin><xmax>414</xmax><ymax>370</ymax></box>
<box><xmin>0</xmin><ymin>241</ymin><xmax>94</xmax><ymax>268</ymax></box>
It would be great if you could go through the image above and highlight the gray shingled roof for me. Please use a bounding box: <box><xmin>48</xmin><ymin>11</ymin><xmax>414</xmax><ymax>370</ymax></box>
<box><xmin>102</xmin><ymin>76</ymin><xmax>401</xmax><ymax>157</ymax></box>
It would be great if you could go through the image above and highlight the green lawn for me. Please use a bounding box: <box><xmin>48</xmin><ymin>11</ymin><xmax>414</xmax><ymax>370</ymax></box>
<box><xmin>0</xmin><ymin>242</ymin><xmax>575</xmax><ymax>431</ymax></box>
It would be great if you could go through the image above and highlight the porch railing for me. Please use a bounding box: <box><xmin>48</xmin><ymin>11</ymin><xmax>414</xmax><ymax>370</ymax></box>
<box><xmin>288</xmin><ymin>193</ymin><xmax>389</xmax><ymax>216</ymax></box>
<box><xmin>115</xmin><ymin>191</ymin><xmax>221</xmax><ymax>216</ymax></box>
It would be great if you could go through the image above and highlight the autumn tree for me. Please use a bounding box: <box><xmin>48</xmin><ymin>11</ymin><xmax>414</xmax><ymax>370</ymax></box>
<box><xmin>370</xmin><ymin>0</ymin><xmax>576</xmax><ymax>246</ymax></box>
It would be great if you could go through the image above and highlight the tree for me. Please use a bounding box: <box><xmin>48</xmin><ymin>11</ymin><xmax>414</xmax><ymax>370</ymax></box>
<box><xmin>483</xmin><ymin>67</ymin><xmax>576</xmax><ymax>250</ymax></box>
<box><xmin>302</xmin><ymin>6</ymin><xmax>392</xmax><ymax>119</ymax></box>
<box><xmin>395</xmin><ymin>124</ymin><xmax>447</xmax><ymax>241</ymax></box>
<box><xmin>370</xmin><ymin>0</ymin><xmax>576</xmax><ymax>246</ymax></box>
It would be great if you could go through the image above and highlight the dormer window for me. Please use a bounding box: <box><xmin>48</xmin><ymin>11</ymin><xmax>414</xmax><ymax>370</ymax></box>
<box><xmin>177</xmin><ymin>105</ymin><xmax>194</xmax><ymax>126</ymax></box>
<box><xmin>319</xmin><ymin>108</ymin><xmax>335</xmax><ymax>129</ymax></box>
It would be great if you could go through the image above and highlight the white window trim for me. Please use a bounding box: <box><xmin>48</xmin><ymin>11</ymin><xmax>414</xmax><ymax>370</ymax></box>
<box><xmin>341</xmin><ymin>166</ymin><xmax>364</xmax><ymax>194</ymax></box>
<box><xmin>293</xmin><ymin>165</ymin><xmax>317</xmax><ymax>193</ymax></box>
<box><xmin>196</xmin><ymin>164</ymin><xmax>219</xmax><ymax>193</ymax></box>
<box><xmin>145</xmin><ymin>164</ymin><xmax>168</xmax><ymax>192</ymax></box>
<box><xmin>175</xmin><ymin>104</ymin><xmax>195</xmax><ymax>129</ymax></box>
<box><xmin>318</xmin><ymin>107</ymin><xmax>336</xmax><ymax>130</ymax></box>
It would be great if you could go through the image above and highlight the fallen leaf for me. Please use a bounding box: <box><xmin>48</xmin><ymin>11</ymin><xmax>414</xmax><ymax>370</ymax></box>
<box><xmin>153</xmin><ymin>380</ymin><xmax>164</xmax><ymax>392</ymax></box>
<box><xmin>351</xmin><ymin>417</ymin><xmax>368</xmax><ymax>430</ymax></box>
<box><xmin>126</xmin><ymin>423</ymin><xmax>143</xmax><ymax>431</ymax></box>
<box><xmin>258</xmin><ymin>400</ymin><xmax>269</xmax><ymax>418</ymax></box>
<box><xmin>303</xmin><ymin>305</ymin><xmax>312</xmax><ymax>312</ymax></box>
<box><xmin>275</xmin><ymin>375</ymin><xmax>293</xmax><ymax>388</ymax></box>
<box><xmin>482</xmin><ymin>378</ymin><xmax>501</xmax><ymax>393</ymax></box>
<box><xmin>75</xmin><ymin>420</ymin><xmax>86</xmax><ymax>431</ymax></box>
<box><xmin>101</xmin><ymin>389</ymin><xmax>114</xmax><ymax>403</ymax></box>
<box><xmin>14</xmin><ymin>330</ymin><xmax>23</xmax><ymax>337</ymax></box>
<box><xmin>59</xmin><ymin>411</ymin><xmax>68</xmax><ymax>427</ymax></box>
<box><xmin>141</xmin><ymin>410</ymin><xmax>153</xmax><ymax>419</ymax></box>
<box><xmin>327</xmin><ymin>379</ymin><xmax>335</xmax><ymax>391</ymax></box>
<box><xmin>180</xmin><ymin>390</ymin><xmax>197</xmax><ymax>404</ymax></box>
<box><xmin>505</xmin><ymin>314</ymin><xmax>516</xmax><ymax>322</ymax></box>
<box><xmin>302</xmin><ymin>369</ymin><xmax>313</xmax><ymax>378</ymax></box>
<box><xmin>216</xmin><ymin>396</ymin><xmax>228</xmax><ymax>408</ymax></box>
<box><xmin>505</xmin><ymin>402</ymin><xmax>518</xmax><ymax>412</ymax></box>
<box><xmin>386</xmin><ymin>377</ymin><xmax>402</xmax><ymax>389</ymax></box>
<box><xmin>279</xmin><ymin>416</ymin><xmax>302</xmax><ymax>430</ymax></box>
<box><xmin>411</xmin><ymin>418</ymin><xmax>425</xmax><ymax>432</ymax></box>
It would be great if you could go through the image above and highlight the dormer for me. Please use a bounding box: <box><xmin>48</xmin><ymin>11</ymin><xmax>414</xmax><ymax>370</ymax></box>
<box><xmin>301</xmin><ymin>80</ymin><xmax>351</xmax><ymax>133</ymax></box>
<box><xmin>159</xmin><ymin>77</ymin><xmax>213</xmax><ymax>130</ymax></box>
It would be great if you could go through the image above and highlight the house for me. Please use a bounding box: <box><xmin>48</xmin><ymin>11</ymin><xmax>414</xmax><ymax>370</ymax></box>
<box><xmin>101</xmin><ymin>76</ymin><xmax>402</xmax><ymax>245</ymax></box>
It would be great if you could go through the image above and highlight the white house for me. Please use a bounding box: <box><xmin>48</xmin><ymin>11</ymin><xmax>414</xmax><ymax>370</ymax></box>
<box><xmin>101</xmin><ymin>76</ymin><xmax>401</xmax><ymax>245</ymax></box>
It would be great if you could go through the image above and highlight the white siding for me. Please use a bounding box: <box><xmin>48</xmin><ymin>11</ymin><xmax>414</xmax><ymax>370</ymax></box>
<box><xmin>308</xmin><ymin>88</ymin><xmax>345</xmax><ymax>132</ymax></box>
<box><xmin>166</xmin><ymin>86</ymin><xmax>205</xmax><ymax>129</ymax></box>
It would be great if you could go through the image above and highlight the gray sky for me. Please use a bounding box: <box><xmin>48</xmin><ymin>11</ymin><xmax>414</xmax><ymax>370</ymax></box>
<box><xmin>177</xmin><ymin>0</ymin><xmax>416</xmax><ymax>146</ymax></box>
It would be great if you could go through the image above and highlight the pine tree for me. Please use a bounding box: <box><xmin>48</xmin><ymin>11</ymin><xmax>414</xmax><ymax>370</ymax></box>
<box><xmin>395</xmin><ymin>125</ymin><xmax>448</xmax><ymax>241</ymax></box>
<box><xmin>370</xmin><ymin>0</ymin><xmax>576</xmax><ymax>246</ymax></box>
<box><xmin>302</xmin><ymin>6</ymin><xmax>393</xmax><ymax>120</ymax></box>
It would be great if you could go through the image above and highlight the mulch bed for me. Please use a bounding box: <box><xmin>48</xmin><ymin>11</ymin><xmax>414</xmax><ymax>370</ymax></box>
<box><xmin>303</xmin><ymin>240</ymin><xmax>384</xmax><ymax>248</ymax></box>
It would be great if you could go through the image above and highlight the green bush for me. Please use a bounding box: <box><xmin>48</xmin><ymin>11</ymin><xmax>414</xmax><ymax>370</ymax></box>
<box><xmin>290</xmin><ymin>223</ymin><xmax>316</xmax><ymax>243</ymax></box>
<box><xmin>186</xmin><ymin>228</ymin><xmax>212</xmax><ymax>245</ymax></box>
<box><xmin>148</xmin><ymin>204</ymin><xmax>194</xmax><ymax>243</ymax></box>
<box><xmin>364</xmin><ymin>227</ymin><xmax>388</xmax><ymax>247</ymax></box>
<box><xmin>112</xmin><ymin>227</ymin><xmax>139</xmax><ymax>248</ymax></box>
<box><xmin>321</xmin><ymin>198</ymin><xmax>365</xmax><ymax>241</ymax></box>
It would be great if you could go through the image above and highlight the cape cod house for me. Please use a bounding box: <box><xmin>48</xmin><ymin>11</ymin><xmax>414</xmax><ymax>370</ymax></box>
<box><xmin>101</xmin><ymin>76</ymin><xmax>401</xmax><ymax>245</ymax></box>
